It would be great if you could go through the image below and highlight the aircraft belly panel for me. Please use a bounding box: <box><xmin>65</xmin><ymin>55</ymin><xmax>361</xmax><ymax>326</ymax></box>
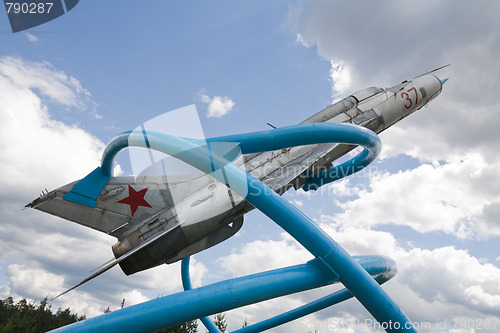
<box><xmin>118</xmin><ymin>225</ymin><xmax>188</xmax><ymax>275</ymax></box>
<box><xmin>166</xmin><ymin>216</ymin><xmax>244</xmax><ymax>264</ymax></box>
<box><xmin>176</xmin><ymin>181</ymin><xmax>237</xmax><ymax>228</ymax></box>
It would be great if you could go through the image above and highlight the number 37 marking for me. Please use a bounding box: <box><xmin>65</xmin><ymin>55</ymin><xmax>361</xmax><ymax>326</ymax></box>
<box><xmin>401</xmin><ymin>87</ymin><xmax>418</xmax><ymax>109</ymax></box>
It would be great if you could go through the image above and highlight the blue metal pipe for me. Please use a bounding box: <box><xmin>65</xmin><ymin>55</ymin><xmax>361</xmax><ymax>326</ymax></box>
<box><xmin>181</xmin><ymin>257</ymin><xmax>222</xmax><ymax>333</ymax></box>
<box><xmin>202</xmin><ymin>123</ymin><xmax>381</xmax><ymax>191</ymax></box>
<box><xmin>50</xmin><ymin>256</ymin><xmax>394</xmax><ymax>333</ymax></box>
<box><xmin>231</xmin><ymin>255</ymin><xmax>397</xmax><ymax>333</ymax></box>
<box><xmin>101</xmin><ymin>123</ymin><xmax>381</xmax><ymax>181</ymax></box>
<box><xmin>59</xmin><ymin>122</ymin><xmax>415</xmax><ymax>332</ymax></box>
<box><xmin>49</xmin><ymin>261</ymin><xmax>335</xmax><ymax>332</ymax></box>
<box><xmin>182</xmin><ymin>255</ymin><xmax>395</xmax><ymax>333</ymax></box>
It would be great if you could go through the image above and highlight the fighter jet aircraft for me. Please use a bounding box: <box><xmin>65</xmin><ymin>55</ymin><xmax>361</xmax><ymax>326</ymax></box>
<box><xmin>26</xmin><ymin>68</ymin><xmax>448</xmax><ymax>297</ymax></box>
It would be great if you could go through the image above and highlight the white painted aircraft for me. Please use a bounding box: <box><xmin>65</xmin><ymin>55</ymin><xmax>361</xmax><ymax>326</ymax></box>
<box><xmin>26</xmin><ymin>68</ymin><xmax>447</xmax><ymax>298</ymax></box>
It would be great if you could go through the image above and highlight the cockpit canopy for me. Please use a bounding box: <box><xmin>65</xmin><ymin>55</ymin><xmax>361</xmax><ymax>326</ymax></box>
<box><xmin>350</xmin><ymin>87</ymin><xmax>384</xmax><ymax>102</ymax></box>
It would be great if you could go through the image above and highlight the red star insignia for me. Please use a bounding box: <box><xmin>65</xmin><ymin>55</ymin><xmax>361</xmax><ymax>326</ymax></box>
<box><xmin>118</xmin><ymin>185</ymin><xmax>152</xmax><ymax>217</ymax></box>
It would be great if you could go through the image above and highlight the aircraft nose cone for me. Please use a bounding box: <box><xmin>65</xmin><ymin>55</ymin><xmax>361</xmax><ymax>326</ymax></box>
<box><xmin>440</xmin><ymin>78</ymin><xmax>449</xmax><ymax>85</ymax></box>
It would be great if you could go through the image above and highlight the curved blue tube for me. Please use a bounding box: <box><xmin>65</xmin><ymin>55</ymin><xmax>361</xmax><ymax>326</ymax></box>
<box><xmin>101</xmin><ymin>131</ymin><xmax>132</xmax><ymax>176</ymax></box>
<box><xmin>59</xmin><ymin>122</ymin><xmax>415</xmax><ymax>332</ymax></box>
<box><xmin>50</xmin><ymin>261</ymin><xmax>336</xmax><ymax>332</ymax></box>
<box><xmin>200</xmin><ymin>123</ymin><xmax>381</xmax><ymax>191</ymax></box>
<box><xmin>181</xmin><ymin>257</ymin><xmax>222</xmax><ymax>333</ymax></box>
<box><xmin>100</xmin><ymin>123</ymin><xmax>381</xmax><ymax>187</ymax></box>
<box><xmin>49</xmin><ymin>256</ymin><xmax>395</xmax><ymax>333</ymax></box>
<box><xmin>232</xmin><ymin>255</ymin><xmax>397</xmax><ymax>333</ymax></box>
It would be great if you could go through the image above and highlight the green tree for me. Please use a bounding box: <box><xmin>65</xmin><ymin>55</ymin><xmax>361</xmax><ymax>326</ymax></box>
<box><xmin>34</xmin><ymin>297</ymin><xmax>53</xmax><ymax>332</ymax></box>
<box><xmin>0</xmin><ymin>296</ymin><xmax>84</xmax><ymax>333</ymax></box>
<box><xmin>211</xmin><ymin>313</ymin><xmax>227</xmax><ymax>333</ymax></box>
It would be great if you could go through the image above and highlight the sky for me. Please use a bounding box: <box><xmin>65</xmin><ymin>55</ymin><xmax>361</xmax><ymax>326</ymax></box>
<box><xmin>0</xmin><ymin>1</ymin><xmax>500</xmax><ymax>332</ymax></box>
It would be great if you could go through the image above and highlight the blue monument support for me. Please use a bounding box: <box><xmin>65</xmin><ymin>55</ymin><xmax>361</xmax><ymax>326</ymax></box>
<box><xmin>182</xmin><ymin>255</ymin><xmax>395</xmax><ymax>333</ymax></box>
<box><xmin>181</xmin><ymin>257</ymin><xmax>222</xmax><ymax>333</ymax></box>
<box><xmin>49</xmin><ymin>260</ymin><xmax>343</xmax><ymax>332</ymax></box>
<box><xmin>54</xmin><ymin>122</ymin><xmax>417</xmax><ymax>332</ymax></box>
<box><xmin>50</xmin><ymin>257</ymin><xmax>395</xmax><ymax>333</ymax></box>
<box><xmin>201</xmin><ymin>123</ymin><xmax>381</xmax><ymax>191</ymax></box>
<box><xmin>185</xmin><ymin>255</ymin><xmax>396</xmax><ymax>333</ymax></box>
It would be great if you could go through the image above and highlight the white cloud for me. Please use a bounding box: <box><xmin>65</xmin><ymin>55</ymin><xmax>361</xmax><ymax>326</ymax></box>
<box><xmin>218</xmin><ymin>235</ymin><xmax>311</xmax><ymax>278</ymax></box>
<box><xmin>0</xmin><ymin>62</ymin><xmax>104</xmax><ymax>200</ymax></box>
<box><xmin>6</xmin><ymin>265</ymin><xmax>64</xmax><ymax>298</ymax></box>
<box><xmin>24</xmin><ymin>32</ymin><xmax>38</xmax><ymax>43</ymax></box>
<box><xmin>0</xmin><ymin>57</ymin><xmax>91</xmax><ymax>109</ymax></box>
<box><xmin>320</xmin><ymin>153</ymin><xmax>500</xmax><ymax>239</ymax></box>
<box><xmin>200</xmin><ymin>93</ymin><xmax>235</xmax><ymax>118</ymax></box>
<box><xmin>394</xmin><ymin>246</ymin><xmax>500</xmax><ymax>321</ymax></box>
<box><xmin>121</xmin><ymin>289</ymin><xmax>149</xmax><ymax>307</ymax></box>
<box><xmin>325</xmin><ymin>178</ymin><xmax>361</xmax><ymax>197</ymax></box>
<box><xmin>113</xmin><ymin>163</ymin><xmax>124</xmax><ymax>176</ymax></box>
<box><xmin>329</xmin><ymin>60</ymin><xmax>352</xmax><ymax>100</ymax></box>
<box><xmin>288</xmin><ymin>199</ymin><xmax>304</xmax><ymax>208</ymax></box>
<box><xmin>295</xmin><ymin>33</ymin><xmax>309</xmax><ymax>47</ymax></box>
<box><xmin>291</xmin><ymin>1</ymin><xmax>500</xmax><ymax>86</ymax></box>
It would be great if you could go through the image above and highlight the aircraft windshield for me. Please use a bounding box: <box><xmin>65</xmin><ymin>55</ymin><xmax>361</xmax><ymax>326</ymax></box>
<box><xmin>351</xmin><ymin>87</ymin><xmax>384</xmax><ymax>102</ymax></box>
